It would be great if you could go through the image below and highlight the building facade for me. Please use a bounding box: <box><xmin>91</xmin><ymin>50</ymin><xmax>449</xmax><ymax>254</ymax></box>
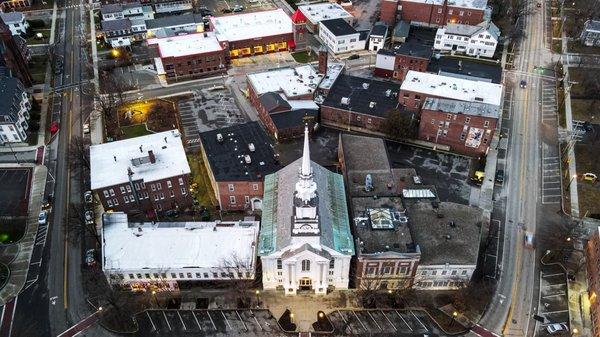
<box><xmin>397</xmin><ymin>0</ymin><xmax>487</xmax><ymax>27</ymax></box>
<box><xmin>380</xmin><ymin>0</ymin><xmax>399</xmax><ymax>26</ymax></box>
<box><xmin>0</xmin><ymin>17</ymin><xmax>32</xmax><ymax>87</ymax></box>
<box><xmin>0</xmin><ymin>0</ymin><xmax>30</xmax><ymax>11</ymax></box>
<box><xmin>374</xmin><ymin>41</ymin><xmax>432</xmax><ymax>80</ymax></box>
<box><xmin>319</xmin><ymin>18</ymin><xmax>366</xmax><ymax>54</ymax></box>
<box><xmin>434</xmin><ymin>21</ymin><xmax>499</xmax><ymax>58</ymax></box>
<box><xmin>259</xmin><ymin>128</ymin><xmax>355</xmax><ymax>295</ymax></box>
<box><xmin>581</xmin><ymin>20</ymin><xmax>600</xmax><ymax>47</ymax></box>
<box><xmin>586</xmin><ymin>227</ymin><xmax>600</xmax><ymax>337</ymax></box>
<box><xmin>90</xmin><ymin>130</ymin><xmax>193</xmax><ymax>215</ymax></box>
<box><xmin>0</xmin><ymin>13</ymin><xmax>28</xmax><ymax>36</ymax></box>
<box><xmin>368</xmin><ymin>22</ymin><xmax>388</xmax><ymax>51</ymax></box>
<box><xmin>419</xmin><ymin>98</ymin><xmax>498</xmax><ymax>156</ymax></box>
<box><xmin>102</xmin><ymin>212</ymin><xmax>260</xmax><ymax>292</ymax></box>
<box><xmin>0</xmin><ymin>77</ymin><xmax>30</xmax><ymax>143</ymax></box>
<box><xmin>297</xmin><ymin>3</ymin><xmax>354</xmax><ymax>33</ymax></box>
<box><xmin>199</xmin><ymin>122</ymin><xmax>281</xmax><ymax>212</ymax></box>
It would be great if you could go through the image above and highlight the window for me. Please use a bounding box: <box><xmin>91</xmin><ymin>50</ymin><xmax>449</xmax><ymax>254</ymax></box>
<box><xmin>277</xmin><ymin>259</ymin><xmax>282</xmax><ymax>269</ymax></box>
<box><xmin>244</xmin><ymin>196</ymin><xmax>250</xmax><ymax>204</ymax></box>
<box><xmin>143</xmin><ymin>191</ymin><xmax>149</xmax><ymax>199</ymax></box>
<box><xmin>154</xmin><ymin>194</ymin><xmax>159</xmax><ymax>201</ymax></box>
<box><xmin>109</xmin><ymin>189</ymin><xmax>115</xmax><ymax>196</ymax></box>
<box><xmin>159</xmin><ymin>193</ymin><xmax>164</xmax><ymax>200</ymax></box>
<box><xmin>228</xmin><ymin>184</ymin><xmax>235</xmax><ymax>192</ymax></box>
<box><xmin>137</xmin><ymin>273</ymin><xmax>142</xmax><ymax>278</ymax></box>
<box><xmin>329</xmin><ymin>260</ymin><xmax>335</xmax><ymax>269</ymax></box>
<box><xmin>170</xmin><ymin>190</ymin><xmax>175</xmax><ymax>198</ymax></box>
<box><xmin>145</xmin><ymin>273</ymin><xmax>151</xmax><ymax>279</ymax></box>
<box><xmin>129</xmin><ymin>274</ymin><xmax>134</xmax><ymax>279</ymax></box>
<box><xmin>178</xmin><ymin>177</ymin><xmax>184</xmax><ymax>185</ymax></box>
<box><xmin>141</xmin><ymin>182</ymin><xmax>146</xmax><ymax>189</ymax></box>
<box><xmin>157</xmin><ymin>183</ymin><xmax>162</xmax><ymax>190</ymax></box>
<box><xmin>366</xmin><ymin>267</ymin><xmax>376</xmax><ymax>275</ymax></box>
<box><xmin>448</xmin><ymin>9</ymin><xmax>453</xmax><ymax>14</ymax></box>
<box><xmin>179</xmin><ymin>273</ymin><xmax>184</xmax><ymax>278</ymax></box>
<box><xmin>431</xmin><ymin>119</ymin><xmax>435</xmax><ymax>124</ymax></box>
<box><xmin>221</xmin><ymin>272</ymin><xmax>227</xmax><ymax>277</ymax></box>
<box><xmin>462</xmin><ymin>270</ymin><xmax>468</xmax><ymax>275</ymax></box>
<box><xmin>443</xmin><ymin>130</ymin><xmax>448</xmax><ymax>137</ymax></box>
<box><xmin>167</xmin><ymin>180</ymin><xmax>172</xmax><ymax>188</ymax></box>
<box><xmin>124</xmin><ymin>195</ymin><xmax>129</xmax><ymax>203</ymax></box>
<box><xmin>187</xmin><ymin>273</ymin><xmax>192</xmax><ymax>278</ymax></box>
<box><xmin>442</xmin><ymin>270</ymin><xmax>447</xmax><ymax>275</ymax></box>
<box><xmin>181</xmin><ymin>187</ymin><xmax>186</xmax><ymax>195</ymax></box>
<box><xmin>432</xmin><ymin>270</ymin><xmax>437</xmax><ymax>275</ymax></box>
<box><xmin>103</xmin><ymin>190</ymin><xmax>109</xmax><ymax>198</ymax></box>
<box><xmin>415</xmin><ymin>95</ymin><xmax>421</xmax><ymax>100</ymax></box>
<box><xmin>252</xmin><ymin>183</ymin><xmax>259</xmax><ymax>191</ymax></box>
<box><xmin>204</xmin><ymin>273</ymin><xmax>209</xmax><ymax>278</ymax></box>
<box><xmin>459</xmin><ymin>10</ymin><xmax>464</xmax><ymax>16</ymax></box>
<box><xmin>212</xmin><ymin>272</ymin><xmax>218</xmax><ymax>278</ymax></box>
<box><xmin>446</xmin><ymin>114</ymin><xmax>452</xmax><ymax>120</ymax></box>
<box><xmin>229</xmin><ymin>196</ymin><xmax>236</xmax><ymax>204</ymax></box>
<box><xmin>171</xmin><ymin>273</ymin><xmax>177</xmax><ymax>278</ymax></box>
<box><xmin>156</xmin><ymin>203</ymin><xmax>162</xmax><ymax>211</ymax></box>
<box><xmin>107</xmin><ymin>199</ymin><xmax>113</xmax><ymax>207</ymax></box>
<box><xmin>451</xmin><ymin>270</ymin><xmax>457</xmax><ymax>275</ymax></box>
<box><xmin>161</xmin><ymin>273</ymin><xmax>167</xmax><ymax>279</ymax></box>
<box><xmin>196</xmin><ymin>273</ymin><xmax>201</xmax><ymax>278</ymax></box>
<box><xmin>151</xmin><ymin>184</ymin><xmax>156</xmax><ymax>191</ymax></box>
<box><xmin>483</xmin><ymin>121</ymin><xmax>490</xmax><ymax>128</ymax></box>
<box><xmin>301</xmin><ymin>259</ymin><xmax>310</xmax><ymax>271</ymax></box>
<box><xmin>382</xmin><ymin>266</ymin><xmax>391</xmax><ymax>274</ymax></box>
<box><xmin>421</xmin><ymin>270</ymin><xmax>427</xmax><ymax>275</ymax></box>
<box><xmin>126</xmin><ymin>185</ymin><xmax>132</xmax><ymax>193</ymax></box>
<box><xmin>465</xmin><ymin>117</ymin><xmax>471</xmax><ymax>124</ymax></box>
<box><xmin>134</xmin><ymin>183</ymin><xmax>140</xmax><ymax>190</ymax></box>
<box><xmin>467</xmin><ymin>11</ymin><xmax>471</xmax><ymax>16</ymax></box>
<box><xmin>398</xmin><ymin>266</ymin><xmax>407</xmax><ymax>274</ymax></box>
<box><xmin>367</xmin><ymin>118</ymin><xmax>372</xmax><ymax>124</ymax></box>
<box><xmin>438</xmin><ymin>8</ymin><xmax>442</xmax><ymax>13</ymax></box>
<box><xmin>113</xmin><ymin>198</ymin><xmax>119</xmax><ymax>206</ymax></box>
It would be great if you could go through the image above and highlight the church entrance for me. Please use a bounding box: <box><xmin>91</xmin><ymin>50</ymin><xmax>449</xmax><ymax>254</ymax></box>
<box><xmin>299</xmin><ymin>278</ymin><xmax>312</xmax><ymax>291</ymax></box>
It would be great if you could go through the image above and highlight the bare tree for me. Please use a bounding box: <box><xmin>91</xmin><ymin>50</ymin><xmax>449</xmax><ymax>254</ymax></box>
<box><xmin>66</xmin><ymin>202</ymin><xmax>100</xmax><ymax>245</ymax></box>
<box><xmin>68</xmin><ymin>135</ymin><xmax>91</xmax><ymax>171</ymax></box>
<box><xmin>218</xmin><ymin>253</ymin><xmax>257</xmax><ymax>308</ymax></box>
<box><xmin>384</xmin><ymin>109</ymin><xmax>418</xmax><ymax>140</ymax></box>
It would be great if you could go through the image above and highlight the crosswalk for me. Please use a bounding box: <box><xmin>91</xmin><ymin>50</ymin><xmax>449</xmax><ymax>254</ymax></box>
<box><xmin>540</xmin><ymin>80</ymin><xmax>557</xmax><ymax>123</ymax></box>
<box><xmin>541</xmin><ymin>149</ymin><xmax>561</xmax><ymax>204</ymax></box>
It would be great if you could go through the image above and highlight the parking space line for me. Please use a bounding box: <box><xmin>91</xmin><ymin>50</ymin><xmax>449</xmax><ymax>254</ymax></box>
<box><xmin>207</xmin><ymin>311</ymin><xmax>217</xmax><ymax>330</ymax></box>
<box><xmin>542</xmin><ymin>293</ymin><xmax>566</xmax><ymax>298</ymax></box>
<box><xmin>221</xmin><ymin>311</ymin><xmax>232</xmax><ymax>330</ymax></box>
<box><xmin>352</xmin><ymin>310</ymin><xmax>368</xmax><ymax>332</ymax></box>
<box><xmin>410</xmin><ymin>311</ymin><xmax>427</xmax><ymax>330</ymax></box>
<box><xmin>162</xmin><ymin>311</ymin><xmax>172</xmax><ymax>331</ymax></box>
<box><xmin>235</xmin><ymin>310</ymin><xmax>248</xmax><ymax>331</ymax></box>
<box><xmin>146</xmin><ymin>311</ymin><xmax>156</xmax><ymax>331</ymax></box>
<box><xmin>367</xmin><ymin>311</ymin><xmax>382</xmax><ymax>331</ymax></box>
<box><xmin>542</xmin><ymin>272</ymin><xmax>564</xmax><ymax>277</ymax></box>
<box><xmin>543</xmin><ymin>309</ymin><xmax>569</xmax><ymax>314</ymax></box>
<box><xmin>249</xmin><ymin>310</ymin><xmax>263</xmax><ymax>331</ymax></box>
<box><xmin>177</xmin><ymin>311</ymin><xmax>186</xmax><ymax>331</ymax></box>
<box><xmin>395</xmin><ymin>310</ymin><xmax>412</xmax><ymax>331</ymax></box>
<box><xmin>192</xmin><ymin>311</ymin><xmax>202</xmax><ymax>330</ymax></box>
<box><xmin>337</xmin><ymin>310</ymin><xmax>353</xmax><ymax>334</ymax></box>
<box><xmin>381</xmin><ymin>310</ymin><xmax>397</xmax><ymax>331</ymax></box>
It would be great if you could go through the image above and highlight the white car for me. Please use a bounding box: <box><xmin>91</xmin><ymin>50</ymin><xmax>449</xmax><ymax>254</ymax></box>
<box><xmin>83</xmin><ymin>123</ymin><xmax>90</xmax><ymax>134</ymax></box>
<box><xmin>38</xmin><ymin>211</ymin><xmax>47</xmax><ymax>225</ymax></box>
<box><xmin>546</xmin><ymin>323</ymin><xmax>568</xmax><ymax>334</ymax></box>
<box><xmin>85</xmin><ymin>210</ymin><xmax>94</xmax><ymax>225</ymax></box>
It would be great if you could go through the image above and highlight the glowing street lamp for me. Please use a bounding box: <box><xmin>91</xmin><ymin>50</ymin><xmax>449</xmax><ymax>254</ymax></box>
<box><xmin>450</xmin><ymin>311</ymin><xmax>458</xmax><ymax>327</ymax></box>
<box><xmin>111</xmin><ymin>49</ymin><xmax>120</xmax><ymax>58</ymax></box>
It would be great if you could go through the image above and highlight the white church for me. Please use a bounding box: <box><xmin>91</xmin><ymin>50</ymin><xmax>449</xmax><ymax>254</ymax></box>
<box><xmin>258</xmin><ymin>127</ymin><xmax>355</xmax><ymax>295</ymax></box>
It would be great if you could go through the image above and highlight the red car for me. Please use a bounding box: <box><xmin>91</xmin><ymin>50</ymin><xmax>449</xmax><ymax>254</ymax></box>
<box><xmin>50</xmin><ymin>121</ymin><xmax>59</xmax><ymax>135</ymax></box>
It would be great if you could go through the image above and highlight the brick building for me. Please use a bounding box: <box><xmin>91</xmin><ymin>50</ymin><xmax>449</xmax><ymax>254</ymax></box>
<box><xmin>148</xmin><ymin>32</ymin><xmax>228</xmax><ymax>82</ymax></box>
<box><xmin>199</xmin><ymin>122</ymin><xmax>281</xmax><ymax>211</ymax></box>
<box><xmin>321</xmin><ymin>74</ymin><xmax>409</xmax><ymax>135</ymax></box>
<box><xmin>397</xmin><ymin>0</ymin><xmax>488</xmax><ymax>27</ymax></box>
<box><xmin>587</xmin><ymin>227</ymin><xmax>600</xmax><ymax>337</ymax></box>
<box><xmin>254</xmin><ymin>92</ymin><xmax>319</xmax><ymax>140</ymax></box>
<box><xmin>90</xmin><ymin>130</ymin><xmax>192</xmax><ymax>216</ymax></box>
<box><xmin>374</xmin><ymin>40</ymin><xmax>432</xmax><ymax>80</ymax></box>
<box><xmin>210</xmin><ymin>9</ymin><xmax>294</xmax><ymax>58</ymax></box>
<box><xmin>427</xmin><ymin>55</ymin><xmax>502</xmax><ymax>83</ymax></box>
<box><xmin>0</xmin><ymin>16</ymin><xmax>31</xmax><ymax>87</ymax></box>
<box><xmin>380</xmin><ymin>0</ymin><xmax>400</xmax><ymax>26</ymax></box>
<box><xmin>398</xmin><ymin>70</ymin><xmax>503</xmax><ymax>112</ymax></box>
<box><xmin>419</xmin><ymin>97</ymin><xmax>499</xmax><ymax>156</ymax></box>
<box><xmin>339</xmin><ymin>134</ymin><xmax>421</xmax><ymax>290</ymax></box>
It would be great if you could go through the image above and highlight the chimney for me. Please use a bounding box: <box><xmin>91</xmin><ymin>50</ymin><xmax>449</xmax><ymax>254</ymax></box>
<box><xmin>148</xmin><ymin>150</ymin><xmax>156</xmax><ymax>164</ymax></box>
<box><xmin>318</xmin><ymin>45</ymin><xmax>328</xmax><ymax>75</ymax></box>
<box><xmin>113</xmin><ymin>155</ymin><xmax>117</xmax><ymax>162</ymax></box>
<box><xmin>139</xmin><ymin>145</ymin><xmax>143</xmax><ymax>153</ymax></box>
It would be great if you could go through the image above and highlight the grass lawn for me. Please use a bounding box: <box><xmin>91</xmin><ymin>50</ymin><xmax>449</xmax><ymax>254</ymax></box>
<box><xmin>291</xmin><ymin>51</ymin><xmax>317</xmax><ymax>64</ymax></box>
<box><xmin>25</xmin><ymin>29</ymin><xmax>51</xmax><ymax>45</ymax></box>
<box><xmin>575</xmin><ymin>143</ymin><xmax>600</xmax><ymax>217</ymax></box>
<box><xmin>120</xmin><ymin>124</ymin><xmax>151</xmax><ymax>139</ymax></box>
<box><xmin>571</xmin><ymin>99</ymin><xmax>600</xmax><ymax>122</ymax></box>
<box><xmin>187</xmin><ymin>154</ymin><xmax>218</xmax><ymax>211</ymax></box>
<box><xmin>567</xmin><ymin>68</ymin><xmax>600</xmax><ymax>98</ymax></box>
<box><xmin>28</xmin><ymin>55</ymin><xmax>48</xmax><ymax>85</ymax></box>
<box><xmin>0</xmin><ymin>218</ymin><xmax>26</xmax><ymax>244</ymax></box>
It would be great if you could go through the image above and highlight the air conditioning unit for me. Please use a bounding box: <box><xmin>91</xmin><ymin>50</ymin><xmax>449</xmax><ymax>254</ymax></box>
<box><xmin>340</xmin><ymin>97</ymin><xmax>350</xmax><ymax>105</ymax></box>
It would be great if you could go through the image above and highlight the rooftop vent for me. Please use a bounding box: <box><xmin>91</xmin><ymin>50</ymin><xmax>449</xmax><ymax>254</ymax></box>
<box><xmin>385</xmin><ymin>89</ymin><xmax>392</xmax><ymax>97</ymax></box>
<box><xmin>244</xmin><ymin>155</ymin><xmax>251</xmax><ymax>164</ymax></box>
<box><xmin>340</xmin><ymin>97</ymin><xmax>350</xmax><ymax>105</ymax></box>
<box><xmin>362</xmin><ymin>82</ymin><xmax>369</xmax><ymax>89</ymax></box>
<box><xmin>369</xmin><ymin>101</ymin><xmax>376</xmax><ymax>108</ymax></box>
<box><xmin>248</xmin><ymin>143</ymin><xmax>255</xmax><ymax>152</ymax></box>
<box><xmin>217</xmin><ymin>133</ymin><xmax>223</xmax><ymax>142</ymax></box>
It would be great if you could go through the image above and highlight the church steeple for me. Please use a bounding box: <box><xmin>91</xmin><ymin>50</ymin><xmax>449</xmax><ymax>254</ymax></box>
<box><xmin>295</xmin><ymin>126</ymin><xmax>317</xmax><ymax>204</ymax></box>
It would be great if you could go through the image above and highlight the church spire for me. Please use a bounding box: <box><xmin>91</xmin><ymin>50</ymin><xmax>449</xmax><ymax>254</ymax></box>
<box><xmin>301</xmin><ymin>125</ymin><xmax>311</xmax><ymax>178</ymax></box>
<box><xmin>295</xmin><ymin>125</ymin><xmax>317</xmax><ymax>204</ymax></box>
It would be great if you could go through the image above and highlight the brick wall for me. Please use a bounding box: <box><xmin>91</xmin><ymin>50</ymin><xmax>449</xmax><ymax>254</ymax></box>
<box><xmin>398</xmin><ymin>0</ymin><xmax>485</xmax><ymax>26</ymax></box>
<box><xmin>217</xmin><ymin>181</ymin><xmax>264</xmax><ymax>211</ymax></box>
<box><xmin>393</xmin><ymin>54</ymin><xmax>429</xmax><ymax>80</ymax></box>
<box><xmin>160</xmin><ymin>49</ymin><xmax>228</xmax><ymax>82</ymax></box>
<box><xmin>355</xmin><ymin>257</ymin><xmax>419</xmax><ymax>289</ymax></box>
<box><xmin>321</xmin><ymin>105</ymin><xmax>387</xmax><ymax>135</ymax></box>
<box><xmin>586</xmin><ymin>233</ymin><xmax>600</xmax><ymax>337</ymax></box>
<box><xmin>379</xmin><ymin>0</ymin><xmax>399</xmax><ymax>26</ymax></box>
<box><xmin>419</xmin><ymin>108</ymin><xmax>496</xmax><ymax>156</ymax></box>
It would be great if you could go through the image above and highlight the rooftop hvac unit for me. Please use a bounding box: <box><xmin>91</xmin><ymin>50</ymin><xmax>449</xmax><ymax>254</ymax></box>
<box><xmin>248</xmin><ymin>143</ymin><xmax>255</xmax><ymax>152</ymax></box>
<box><xmin>340</xmin><ymin>97</ymin><xmax>350</xmax><ymax>105</ymax></box>
<box><xmin>244</xmin><ymin>155</ymin><xmax>251</xmax><ymax>164</ymax></box>
<box><xmin>362</xmin><ymin>82</ymin><xmax>369</xmax><ymax>89</ymax></box>
<box><xmin>385</xmin><ymin>89</ymin><xmax>392</xmax><ymax>97</ymax></box>
<box><xmin>369</xmin><ymin>101</ymin><xmax>376</xmax><ymax>108</ymax></box>
<box><xmin>217</xmin><ymin>133</ymin><xmax>223</xmax><ymax>142</ymax></box>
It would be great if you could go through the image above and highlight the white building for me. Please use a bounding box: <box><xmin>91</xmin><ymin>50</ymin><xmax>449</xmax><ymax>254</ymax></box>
<box><xmin>153</xmin><ymin>0</ymin><xmax>193</xmax><ymax>14</ymax></box>
<box><xmin>102</xmin><ymin>212</ymin><xmax>260</xmax><ymax>292</ymax></box>
<box><xmin>368</xmin><ymin>22</ymin><xmax>388</xmax><ymax>52</ymax></box>
<box><xmin>434</xmin><ymin>21</ymin><xmax>499</xmax><ymax>58</ymax></box>
<box><xmin>407</xmin><ymin>201</ymin><xmax>483</xmax><ymax>290</ymax></box>
<box><xmin>210</xmin><ymin>9</ymin><xmax>292</xmax><ymax>44</ymax></box>
<box><xmin>400</xmin><ymin>70</ymin><xmax>503</xmax><ymax>107</ymax></box>
<box><xmin>297</xmin><ymin>2</ymin><xmax>354</xmax><ymax>33</ymax></box>
<box><xmin>100</xmin><ymin>2</ymin><xmax>153</xmax><ymax>47</ymax></box>
<box><xmin>0</xmin><ymin>12</ymin><xmax>28</xmax><ymax>36</ymax></box>
<box><xmin>258</xmin><ymin>127</ymin><xmax>355</xmax><ymax>295</ymax></box>
<box><xmin>145</xmin><ymin>13</ymin><xmax>204</xmax><ymax>38</ymax></box>
<box><xmin>580</xmin><ymin>20</ymin><xmax>600</xmax><ymax>47</ymax></box>
<box><xmin>0</xmin><ymin>77</ymin><xmax>30</xmax><ymax>143</ymax></box>
<box><xmin>100</xmin><ymin>2</ymin><xmax>154</xmax><ymax>21</ymax></box>
<box><xmin>319</xmin><ymin>18</ymin><xmax>366</xmax><ymax>54</ymax></box>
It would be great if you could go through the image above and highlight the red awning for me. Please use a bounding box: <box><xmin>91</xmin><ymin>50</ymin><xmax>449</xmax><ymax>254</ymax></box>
<box><xmin>290</xmin><ymin>9</ymin><xmax>307</xmax><ymax>23</ymax></box>
<box><xmin>288</xmin><ymin>40</ymin><xmax>296</xmax><ymax>49</ymax></box>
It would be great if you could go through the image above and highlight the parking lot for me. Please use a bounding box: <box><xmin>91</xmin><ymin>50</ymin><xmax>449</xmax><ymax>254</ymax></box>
<box><xmin>178</xmin><ymin>87</ymin><xmax>247</xmax><ymax>152</ymax></box>
<box><xmin>0</xmin><ymin>168</ymin><xmax>32</xmax><ymax>216</ymax></box>
<box><xmin>134</xmin><ymin>309</ymin><xmax>284</xmax><ymax>336</ymax></box>
<box><xmin>535</xmin><ymin>264</ymin><xmax>570</xmax><ymax>336</ymax></box>
<box><xmin>328</xmin><ymin>309</ymin><xmax>442</xmax><ymax>336</ymax></box>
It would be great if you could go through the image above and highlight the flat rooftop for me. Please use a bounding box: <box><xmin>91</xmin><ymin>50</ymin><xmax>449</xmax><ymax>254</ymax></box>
<box><xmin>402</xmin><ymin>0</ymin><xmax>488</xmax><ymax>10</ymax></box>
<box><xmin>422</xmin><ymin>97</ymin><xmax>500</xmax><ymax>119</ymax></box>
<box><xmin>401</xmin><ymin>70</ymin><xmax>503</xmax><ymax>106</ymax></box>
<box><xmin>199</xmin><ymin>122</ymin><xmax>282</xmax><ymax>182</ymax></box>
<box><xmin>389</xmin><ymin>39</ymin><xmax>433</xmax><ymax>59</ymax></box>
<box><xmin>320</xmin><ymin>18</ymin><xmax>357</xmax><ymax>36</ymax></box>
<box><xmin>298</xmin><ymin>3</ymin><xmax>353</xmax><ymax>24</ymax></box>
<box><xmin>319</xmin><ymin>62</ymin><xmax>344</xmax><ymax>90</ymax></box>
<box><xmin>340</xmin><ymin>133</ymin><xmax>391</xmax><ymax>173</ymax></box>
<box><xmin>407</xmin><ymin>201</ymin><xmax>482</xmax><ymax>265</ymax></box>
<box><xmin>427</xmin><ymin>55</ymin><xmax>503</xmax><ymax>84</ymax></box>
<box><xmin>211</xmin><ymin>9</ymin><xmax>292</xmax><ymax>42</ymax></box>
<box><xmin>247</xmin><ymin>65</ymin><xmax>322</xmax><ymax>98</ymax></box>
<box><xmin>322</xmin><ymin>74</ymin><xmax>402</xmax><ymax>118</ymax></box>
<box><xmin>90</xmin><ymin>130</ymin><xmax>190</xmax><ymax>190</ymax></box>
<box><xmin>148</xmin><ymin>32</ymin><xmax>223</xmax><ymax>58</ymax></box>
<box><xmin>102</xmin><ymin>212</ymin><xmax>259</xmax><ymax>271</ymax></box>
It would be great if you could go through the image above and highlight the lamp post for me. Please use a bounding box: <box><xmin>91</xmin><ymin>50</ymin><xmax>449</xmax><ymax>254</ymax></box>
<box><xmin>450</xmin><ymin>311</ymin><xmax>458</xmax><ymax>327</ymax></box>
<box><xmin>151</xmin><ymin>290</ymin><xmax>159</xmax><ymax>307</ymax></box>
<box><xmin>255</xmin><ymin>290</ymin><xmax>260</xmax><ymax>307</ymax></box>
<box><xmin>567</xmin><ymin>174</ymin><xmax>578</xmax><ymax>191</ymax></box>
<box><xmin>290</xmin><ymin>312</ymin><xmax>294</xmax><ymax>325</ymax></box>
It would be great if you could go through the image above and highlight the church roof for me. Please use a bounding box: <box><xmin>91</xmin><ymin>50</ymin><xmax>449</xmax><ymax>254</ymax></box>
<box><xmin>258</xmin><ymin>157</ymin><xmax>355</xmax><ymax>256</ymax></box>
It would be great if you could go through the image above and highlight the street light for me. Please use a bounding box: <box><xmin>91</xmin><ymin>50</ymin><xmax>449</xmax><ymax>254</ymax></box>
<box><xmin>573</xmin><ymin>327</ymin><xmax>579</xmax><ymax>335</ymax></box>
<box><xmin>151</xmin><ymin>290</ymin><xmax>159</xmax><ymax>307</ymax></box>
<box><xmin>290</xmin><ymin>313</ymin><xmax>294</xmax><ymax>324</ymax></box>
<box><xmin>567</xmin><ymin>174</ymin><xmax>578</xmax><ymax>191</ymax></box>
<box><xmin>450</xmin><ymin>311</ymin><xmax>458</xmax><ymax>327</ymax></box>
<box><xmin>255</xmin><ymin>290</ymin><xmax>260</xmax><ymax>307</ymax></box>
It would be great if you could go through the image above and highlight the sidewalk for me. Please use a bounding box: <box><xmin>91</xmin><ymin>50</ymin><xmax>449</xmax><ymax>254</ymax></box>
<box><xmin>567</xmin><ymin>240</ymin><xmax>591</xmax><ymax>336</ymax></box>
<box><xmin>0</xmin><ymin>165</ymin><xmax>47</xmax><ymax>305</ymax></box>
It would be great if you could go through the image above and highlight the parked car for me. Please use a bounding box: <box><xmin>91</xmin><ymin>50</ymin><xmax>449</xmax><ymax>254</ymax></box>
<box><xmin>85</xmin><ymin>249</ymin><xmax>96</xmax><ymax>267</ymax></box>
<box><xmin>83</xmin><ymin>123</ymin><xmax>90</xmax><ymax>134</ymax></box>
<box><xmin>165</xmin><ymin>210</ymin><xmax>179</xmax><ymax>218</ymax></box>
<box><xmin>546</xmin><ymin>323</ymin><xmax>568</xmax><ymax>334</ymax></box>
<box><xmin>233</xmin><ymin>5</ymin><xmax>244</xmax><ymax>12</ymax></box>
<box><xmin>348</xmin><ymin>54</ymin><xmax>360</xmax><ymax>60</ymax></box>
<box><xmin>84</xmin><ymin>191</ymin><xmax>93</xmax><ymax>204</ymax></box>
<box><xmin>85</xmin><ymin>210</ymin><xmax>94</xmax><ymax>225</ymax></box>
<box><xmin>520</xmin><ymin>80</ymin><xmax>527</xmax><ymax>89</ymax></box>
<box><xmin>42</xmin><ymin>195</ymin><xmax>52</xmax><ymax>210</ymax></box>
<box><xmin>38</xmin><ymin>211</ymin><xmax>47</xmax><ymax>225</ymax></box>
<box><xmin>524</xmin><ymin>231</ymin><xmax>534</xmax><ymax>248</ymax></box>
<box><xmin>412</xmin><ymin>176</ymin><xmax>422</xmax><ymax>184</ymax></box>
<box><xmin>495</xmin><ymin>170</ymin><xmax>505</xmax><ymax>183</ymax></box>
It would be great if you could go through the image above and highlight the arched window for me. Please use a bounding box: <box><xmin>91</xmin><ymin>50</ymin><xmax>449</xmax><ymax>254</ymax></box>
<box><xmin>301</xmin><ymin>259</ymin><xmax>310</xmax><ymax>271</ymax></box>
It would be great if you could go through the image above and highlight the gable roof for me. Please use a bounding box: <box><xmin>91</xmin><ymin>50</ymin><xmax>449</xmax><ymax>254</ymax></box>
<box><xmin>258</xmin><ymin>92</ymin><xmax>291</xmax><ymax>113</ymax></box>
